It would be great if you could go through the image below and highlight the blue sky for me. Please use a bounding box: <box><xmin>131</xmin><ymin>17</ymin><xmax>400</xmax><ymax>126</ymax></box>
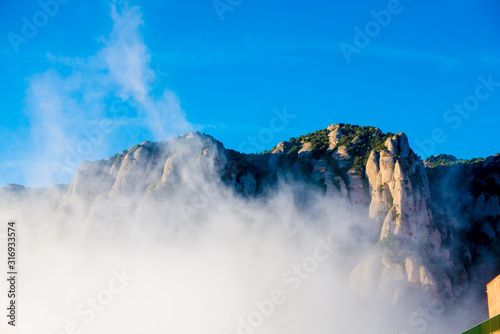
<box><xmin>0</xmin><ymin>0</ymin><xmax>499</xmax><ymax>187</ymax></box>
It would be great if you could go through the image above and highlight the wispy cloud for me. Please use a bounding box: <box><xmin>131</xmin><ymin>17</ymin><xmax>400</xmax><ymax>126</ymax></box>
<box><xmin>156</xmin><ymin>34</ymin><xmax>336</xmax><ymax>66</ymax></box>
<box><xmin>478</xmin><ymin>53</ymin><xmax>500</xmax><ymax>65</ymax></box>
<box><xmin>22</xmin><ymin>3</ymin><xmax>192</xmax><ymax>187</ymax></box>
<box><xmin>367</xmin><ymin>45</ymin><xmax>461</xmax><ymax>67</ymax></box>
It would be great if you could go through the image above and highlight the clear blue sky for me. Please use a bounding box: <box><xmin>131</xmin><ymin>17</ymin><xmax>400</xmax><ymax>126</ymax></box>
<box><xmin>0</xmin><ymin>0</ymin><xmax>499</xmax><ymax>187</ymax></box>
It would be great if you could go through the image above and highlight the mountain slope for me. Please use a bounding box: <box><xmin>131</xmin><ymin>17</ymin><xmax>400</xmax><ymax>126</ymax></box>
<box><xmin>45</xmin><ymin>124</ymin><xmax>499</xmax><ymax>320</ymax></box>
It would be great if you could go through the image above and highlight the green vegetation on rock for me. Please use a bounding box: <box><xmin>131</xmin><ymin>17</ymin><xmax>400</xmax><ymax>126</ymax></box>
<box><xmin>266</xmin><ymin>124</ymin><xmax>396</xmax><ymax>179</ymax></box>
<box><xmin>426</xmin><ymin>154</ymin><xmax>485</xmax><ymax>167</ymax></box>
<box><xmin>270</xmin><ymin>124</ymin><xmax>394</xmax><ymax>167</ymax></box>
<box><xmin>373</xmin><ymin>235</ymin><xmax>410</xmax><ymax>259</ymax></box>
<box><xmin>334</xmin><ymin>124</ymin><xmax>394</xmax><ymax>169</ymax></box>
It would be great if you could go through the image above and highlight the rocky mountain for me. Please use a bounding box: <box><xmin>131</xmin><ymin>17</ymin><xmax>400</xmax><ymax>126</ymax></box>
<box><xmin>425</xmin><ymin>154</ymin><xmax>500</xmax><ymax>308</ymax></box>
<box><xmin>15</xmin><ymin>124</ymin><xmax>499</xmax><ymax>322</ymax></box>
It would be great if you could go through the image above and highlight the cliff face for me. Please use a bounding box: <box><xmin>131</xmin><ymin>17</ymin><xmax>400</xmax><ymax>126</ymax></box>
<box><xmin>46</xmin><ymin>124</ymin><xmax>499</xmax><ymax>313</ymax></box>
<box><xmin>425</xmin><ymin>154</ymin><xmax>500</xmax><ymax>306</ymax></box>
<box><xmin>350</xmin><ymin>133</ymin><xmax>445</xmax><ymax>308</ymax></box>
<box><xmin>50</xmin><ymin>133</ymin><xmax>229</xmax><ymax>240</ymax></box>
<box><xmin>365</xmin><ymin>134</ymin><xmax>432</xmax><ymax>244</ymax></box>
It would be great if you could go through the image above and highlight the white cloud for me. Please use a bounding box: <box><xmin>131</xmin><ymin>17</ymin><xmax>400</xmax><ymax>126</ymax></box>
<box><xmin>368</xmin><ymin>45</ymin><xmax>461</xmax><ymax>67</ymax></box>
<box><xmin>100</xmin><ymin>4</ymin><xmax>149</xmax><ymax>100</ymax></box>
<box><xmin>156</xmin><ymin>34</ymin><xmax>336</xmax><ymax>66</ymax></box>
<box><xmin>23</xmin><ymin>3</ymin><xmax>191</xmax><ymax>187</ymax></box>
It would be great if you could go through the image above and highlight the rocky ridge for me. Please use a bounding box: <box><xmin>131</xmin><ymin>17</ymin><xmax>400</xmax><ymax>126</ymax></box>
<box><xmin>17</xmin><ymin>124</ymin><xmax>500</xmax><ymax>315</ymax></box>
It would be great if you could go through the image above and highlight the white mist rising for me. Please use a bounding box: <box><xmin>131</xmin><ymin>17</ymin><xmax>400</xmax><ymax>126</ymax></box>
<box><xmin>23</xmin><ymin>3</ymin><xmax>191</xmax><ymax>188</ymax></box>
<box><xmin>0</xmin><ymin>132</ymin><xmax>473</xmax><ymax>334</ymax></box>
<box><xmin>0</xmin><ymin>139</ymin><xmax>382</xmax><ymax>334</ymax></box>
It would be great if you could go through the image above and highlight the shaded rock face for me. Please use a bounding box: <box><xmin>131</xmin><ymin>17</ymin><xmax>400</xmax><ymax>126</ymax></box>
<box><xmin>2</xmin><ymin>184</ymin><xmax>27</xmax><ymax>194</ymax></box>
<box><xmin>41</xmin><ymin>126</ymin><xmax>499</xmax><ymax>313</ymax></box>
<box><xmin>475</xmin><ymin>193</ymin><xmax>500</xmax><ymax>218</ymax></box>
<box><xmin>425</xmin><ymin>154</ymin><xmax>500</xmax><ymax>308</ymax></box>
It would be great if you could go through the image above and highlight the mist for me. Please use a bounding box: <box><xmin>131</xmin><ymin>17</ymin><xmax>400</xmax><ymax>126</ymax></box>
<box><xmin>0</xmin><ymin>3</ymin><xmax>487</xmax><ymax>334</ymax></box>
<box><xmin>0</xmin><ymin>150</ymin><xmax>387</xmax><ymax>334</ymax></box>
<box><xmin>0</xmin><ymin>132</ymin><xmax>481</xmax><ymax>334</ymax></box>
